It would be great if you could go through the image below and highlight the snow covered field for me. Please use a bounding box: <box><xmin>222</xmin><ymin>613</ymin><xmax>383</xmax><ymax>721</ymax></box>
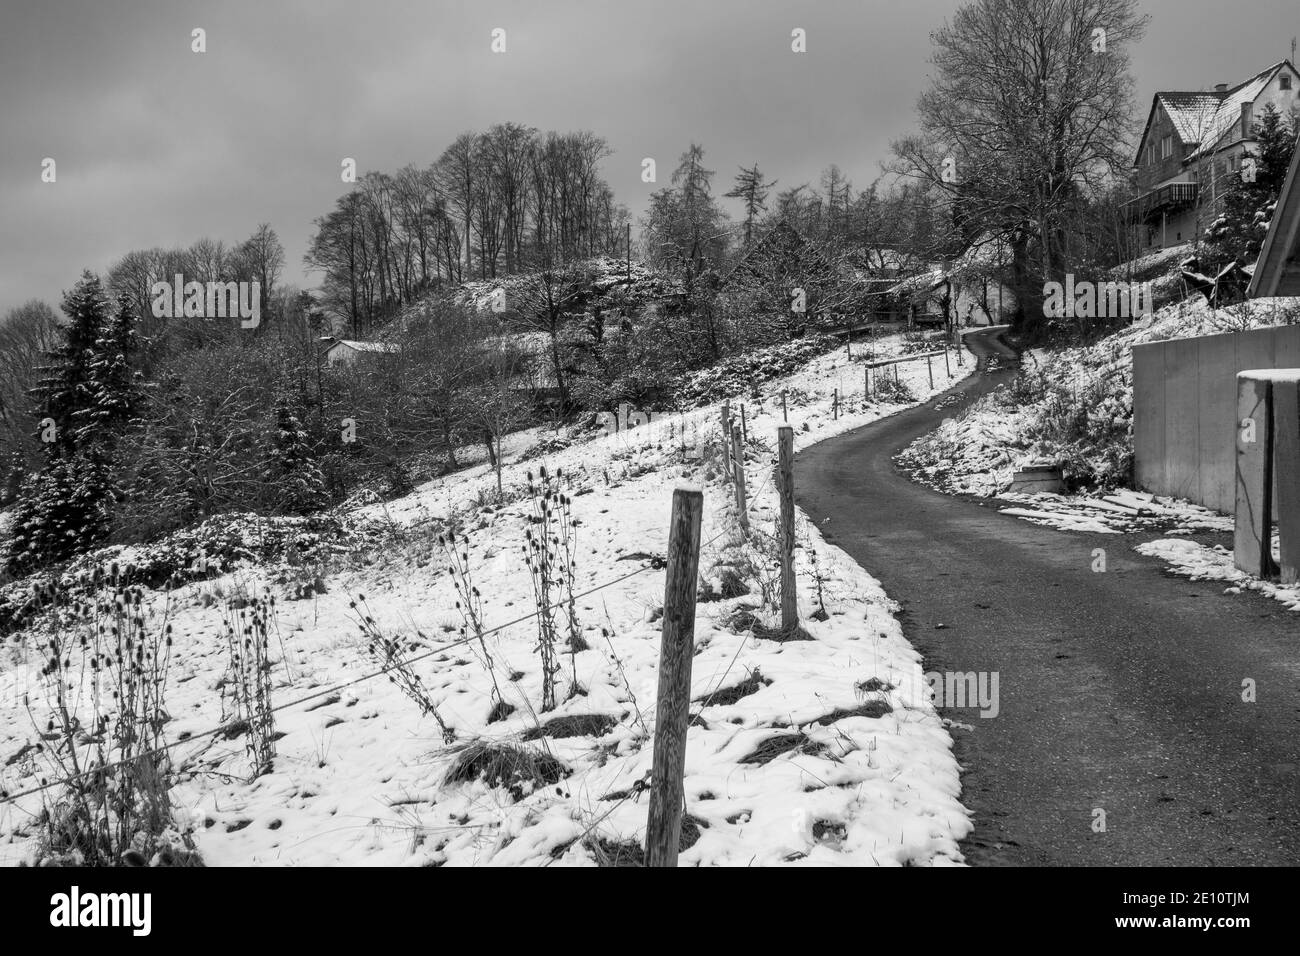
<box><xmin>0</xmin><ymin>334</ymin><xmax>977</xmax><ymax>867</ymax></box>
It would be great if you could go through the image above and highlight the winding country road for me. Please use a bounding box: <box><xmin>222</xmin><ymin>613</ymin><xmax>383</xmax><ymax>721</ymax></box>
<box><xmin>796</xmin><ymin>329</ymin><xmax>1300</xmax><ymax>866</ymax></box>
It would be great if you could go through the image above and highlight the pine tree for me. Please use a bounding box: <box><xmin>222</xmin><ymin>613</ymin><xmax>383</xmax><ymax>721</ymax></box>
<box><xmin>1</xmin><ymin>451</ymin><xmax>25</xmax><ymax>508</ymax></box>
<box><xmin>6</xmin><ymin>273</ymin><xmax>142</xmax><ymax>573</ymax></box>
<box><xmin>6</xmin><ymin>454</ymin><xmax>113</xmax><ymax>571</ymax></box>
<box><xmin>32</xmin><ymin>270</ymin><xmax>110</xmax><ymax>456</ymax></box>
<box><xmin>1254</xmin><ymin>102</ymin><xmax>1295</xmax><ymax>196</ymax></box>
<box><xmin>1203</xmin><ymin>104</ymin><xmax>1297</xmax><ymax>270</ymax></box>
<box><xmin>82</xmin><ymin>295</ymin><xmax>145</xmax><ymax>441</ymax></box>
<box><xmin>262</xmin><ymin>400</ymin><xmax>328</xmax><ymax>514</ymax></box>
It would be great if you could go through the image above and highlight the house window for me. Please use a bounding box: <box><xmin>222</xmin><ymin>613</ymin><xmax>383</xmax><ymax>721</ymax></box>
<box><xmin>1161</xmin><ymin>135</ymin><xmax>1173</xmax><ymax>159</ymax></box>
<box><xmin>1282</xmin><ymin>74</ymin><xmax>1293</xmax><ymax>91</ymax></box>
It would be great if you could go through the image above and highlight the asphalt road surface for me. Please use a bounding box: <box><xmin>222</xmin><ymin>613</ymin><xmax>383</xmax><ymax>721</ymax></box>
<box><xmin>796</xmin><ymin>328</ymin><xmax>1300</xmax><ymax>865</ymax></box>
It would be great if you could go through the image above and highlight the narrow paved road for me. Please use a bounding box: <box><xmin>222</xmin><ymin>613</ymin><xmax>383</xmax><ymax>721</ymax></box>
<box><xmin>796</xmin><ymin>329</ymin><xmax>1300</xmax><ymax>865</ymax></box>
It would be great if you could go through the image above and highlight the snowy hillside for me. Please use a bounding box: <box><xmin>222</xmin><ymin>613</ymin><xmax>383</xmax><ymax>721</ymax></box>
<box><xmin>0</xmin><ymin>334</ymin><xmax>976</xmax><ymax>867</ymax></box>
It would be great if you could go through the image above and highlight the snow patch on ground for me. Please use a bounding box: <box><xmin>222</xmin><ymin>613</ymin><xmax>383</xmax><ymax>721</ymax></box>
<box><xmin>1136</xmin><ymin>537</ymin><xmax>1299</xmax><ymax>612</ymax></box>
<box><xmin>995</xmin><ymin>489</ymin><xmax>1233</xmax><ymax>536</ymax></box>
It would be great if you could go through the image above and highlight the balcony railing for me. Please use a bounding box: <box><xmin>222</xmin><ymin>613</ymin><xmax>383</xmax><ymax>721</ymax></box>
<box><xmin>1123</xmin><ymin>182</ymin><xmax>1200</xmax><ymax>220</ymax></box>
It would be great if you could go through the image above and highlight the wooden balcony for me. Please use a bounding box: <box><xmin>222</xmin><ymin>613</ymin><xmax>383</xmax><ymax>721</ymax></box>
<box><xmin>1123</xmin><ymin>182</ymin><xmax>1200</xmax><ymax>221</ymax></box>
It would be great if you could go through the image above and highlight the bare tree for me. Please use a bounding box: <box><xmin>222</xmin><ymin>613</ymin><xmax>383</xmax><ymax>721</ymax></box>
<box><xmin>893</xmin><ymin>0</ymin><xmax>1149</xmax><ymax>337</ymax></box>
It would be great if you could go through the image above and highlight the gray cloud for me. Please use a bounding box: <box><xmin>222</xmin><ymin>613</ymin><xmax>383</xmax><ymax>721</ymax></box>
<box><xmin>2</xmin><ymin>0</ymin><xmax>1297</xmax><ymax>315</ymax></box>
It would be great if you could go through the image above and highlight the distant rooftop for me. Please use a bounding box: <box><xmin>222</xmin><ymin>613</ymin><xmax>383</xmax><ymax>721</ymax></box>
<box><xmin>328</xmin><ymin>339</ymin><xmax>401</xmax><ymax>353</ymax></box>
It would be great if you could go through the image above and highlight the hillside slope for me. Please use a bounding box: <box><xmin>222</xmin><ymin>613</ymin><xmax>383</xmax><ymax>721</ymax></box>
<box><xmin>0</xmin><ymin>334</ymin><xmax>976</xmax><ymax>867</ymax></box>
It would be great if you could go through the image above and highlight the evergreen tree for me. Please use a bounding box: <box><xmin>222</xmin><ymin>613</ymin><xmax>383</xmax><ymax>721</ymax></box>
<box><xmin>6</xmin><ymin>455</ymin><xmax>113</xmax><ymax>570</ymax></box>
<box><xmin>1203</xmin><ymin>104</ymin><xmax>1297</xmax><ymax>270</ymax></box>
<box><xmin>262</xmin><ymin>400</ymin><xmax>328</xmax><ymax>514</ymax></box>
<box><xmin>1</xmin><ymin>451</ymin><xmax>25</xmax><ymax>508</ymax></box>
<box><xmin>32</xmin><ymin>271</ymin><xmax>110</xmax><ymax>456</ymax></box>
<box><xmin>6</xmin><ymin>273</ymin><xmax>142</xmax><ymax>572</ymax></box>
<box><xmin>82</xmin><ymin>295</ymin><xmax>146</xmax><ymax>441</ymax></box>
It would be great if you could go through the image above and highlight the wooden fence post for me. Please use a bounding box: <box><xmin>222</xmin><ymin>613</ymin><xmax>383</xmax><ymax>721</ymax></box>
<box><xmin>777</xmin><ymin>426</ymin><xmax>798</xmax><ymax>631</ymax></box>
<box><xmin>926</xmin><ymin>355</ymin><xmax>934</xmax><ymax>391</ymax></box>
<box><xmin>832</xmin><ymin>388</ymin><xmax>839</xmax><ymax>420</ymax></box>
<box><xmin>944</xmin><ymin>348</ymin><xmax>952</xmax><ymax>378</ymax></box>
<box><xmin>740</xmin><ymin>403</ymin><xmax>748</xmax><ymax>444</ymax></box>
<box><xmin>731</xmin><ymin>427</ymin><xmax>749</xmax><ymax>532</ymax></box>
<box><xmin>646</xmin><ymin>488</ymin><xmax>704</xmax><ymax>868</ymax></box>
<box><xmin>781</xmin><ymin>389</ymin><xmax>788</xmax><ymax>423</ymax></box>
<box><xmin>720</xmin><ymin>400</ymin><xmax>732</xmax><ymax>483</ymax></box>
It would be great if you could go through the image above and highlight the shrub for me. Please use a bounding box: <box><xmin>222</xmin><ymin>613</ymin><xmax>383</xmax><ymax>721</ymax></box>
<box><xmin>522</xmin><ymin>465</ymin><xmax>583</xmax><ymax>711</ymax></box>
<box><xmin>353</xmin><ymin>593</ymin><xmax>455</xmax><ymax>743</ymax></box>
<box><xmin>219</xmin><ymin>594</ymin><xmax>279</xmax><ymax>776</ymax></box>
<box><xmin>25</xmin><ymin>570</ymin><xmax>198</xmax><ymax>866</ymax></box>
<box><xmin>871</xmin><ymin>375</ymin><xmax>917</xmax><ymax>404</ymax></box>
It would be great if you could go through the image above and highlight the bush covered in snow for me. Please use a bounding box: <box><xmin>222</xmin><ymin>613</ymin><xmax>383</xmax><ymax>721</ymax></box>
<box><xmin>0</xmin><ymin>511</ymin><xmax>374</xmax><ymax>636</ymax></box>
<box><xmin>675</xmin><ymin>335</ymin><xmax>839</xmax><ymax>407</ymax></box>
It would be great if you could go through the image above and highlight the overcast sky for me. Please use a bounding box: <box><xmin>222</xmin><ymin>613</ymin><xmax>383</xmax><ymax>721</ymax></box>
<box><xmin>2</xmin><ymin>0</ymin><xmax>1298</xmax><ymax>317</ymax></box>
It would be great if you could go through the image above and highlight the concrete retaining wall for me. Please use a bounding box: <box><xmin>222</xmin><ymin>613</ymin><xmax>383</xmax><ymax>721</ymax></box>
<box><xmin>1132</xmin><ymin>324</ymin><xmax>1300</xmax><ymax>513</ymax></box>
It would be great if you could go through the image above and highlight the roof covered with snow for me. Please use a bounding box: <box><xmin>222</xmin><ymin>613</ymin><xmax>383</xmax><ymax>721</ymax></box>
<box><xmin>1139</xmin><ymin>61</ymin><xmax>1297</xmax><ymax>165</ymax></box>
<box><xmin>887</xmin><ymin>269</ymin><xmax>946</xmax><ymax>299</ymax></box>
<box><xmin>328</xmin><ymin>340</ymin><xmax>402</xmax><ymax>353</ymax></box>
<box><xmin>1156</xmin><ymin>92</ymin><xmax>1224</xmax><ymax>144</ymax></box>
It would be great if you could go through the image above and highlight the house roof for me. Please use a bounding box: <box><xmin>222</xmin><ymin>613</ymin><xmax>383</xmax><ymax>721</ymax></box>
<box><xmin>1135</xmin><ymin>61</ymin><xmax>1296</xmax><ymax>165</ymax></box>
<box><xmin>885</xmin><ymin>234</ymin><xmax>1011</xmax><ymax>299</ymax></box>
<box><xmin>1155</xmin><ymin>92</ymin><xmax>1223</xmax><ymax>144</ymax></box>
<box><xmin>886</xmin><ymin>270</ymin><xmax>947</xmax><ymax>299</ymax></box>
<box><xmin>1247</xmin><ymin>130</ymin><xmax>1300</xmax><ymax>297</ymax></box>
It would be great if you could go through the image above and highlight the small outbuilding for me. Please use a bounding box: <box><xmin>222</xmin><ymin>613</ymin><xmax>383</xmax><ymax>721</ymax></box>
<box><xmin>321</xmin><ymin>338</ymin><xmax>402</xmax><ymax>367</ymax></box>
